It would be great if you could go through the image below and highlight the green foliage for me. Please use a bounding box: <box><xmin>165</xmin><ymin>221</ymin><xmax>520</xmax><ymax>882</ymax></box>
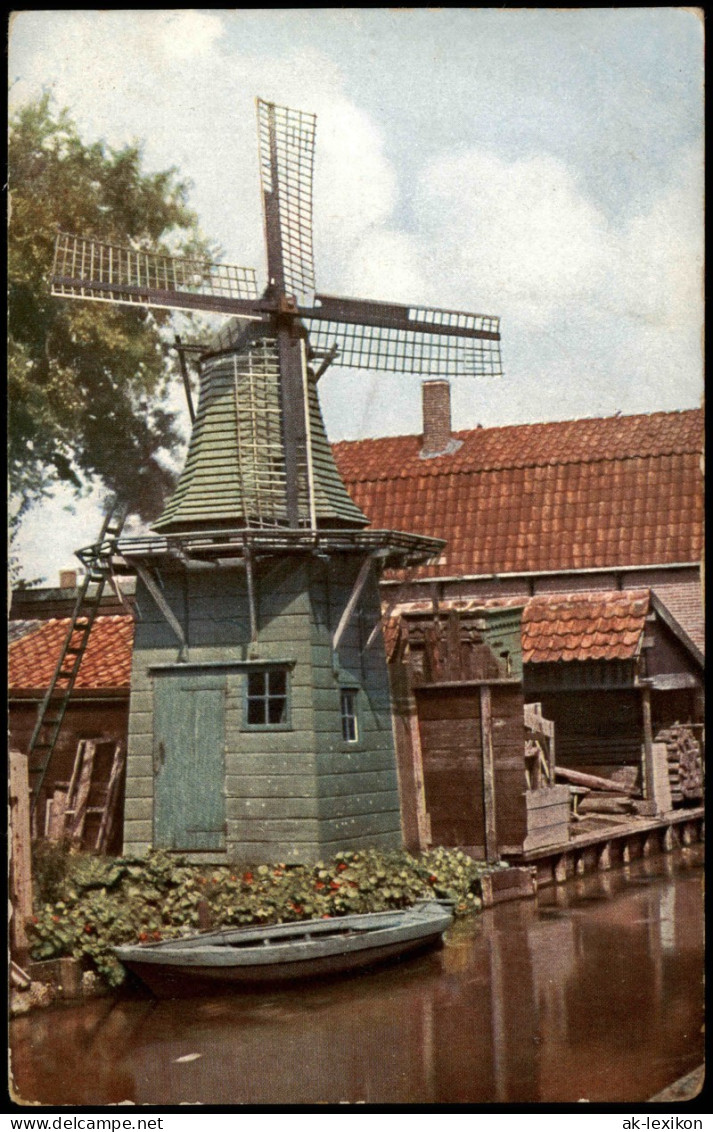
<box><xmin>8</xmin><ymin>93</ymin><xmax>214</xmax><ymax>542</ymax></box>
<box><xmin>27</xmin><ymin>847</ymin><xmax>493</xmax><ymax>987</ymax></box>
<box><xmin>31</xmin><ymin>839</ymin><xmax>73</xmax><ymax>905</ymax></box>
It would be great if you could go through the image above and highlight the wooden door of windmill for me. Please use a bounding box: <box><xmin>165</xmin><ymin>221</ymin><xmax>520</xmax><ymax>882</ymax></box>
<box><xmin>153</xmin><ymin>675</ymin><xmax>226</xmax><ymax>851</ymax></box>
<box><xmin>415</xmin><ymin>687</ymin><xmax>485</xmax><ymax>855</ymax></box>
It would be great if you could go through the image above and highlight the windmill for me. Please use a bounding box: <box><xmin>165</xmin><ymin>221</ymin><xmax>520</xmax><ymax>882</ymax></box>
<box><xmin>52</xmin><ymin>99</ymin><xmax>502</xmax><ymax>532</ymax></box>
<box><xmin>47</xmin><ymin>98</ymin><xmax>503</xmax><ymax>863</ymax></box>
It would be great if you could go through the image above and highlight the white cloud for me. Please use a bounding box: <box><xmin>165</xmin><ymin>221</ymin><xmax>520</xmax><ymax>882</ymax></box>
<box><xmin>154</xmin><ymin>10</ymin><xmax>224</xmax><ymax>59</ymax></box>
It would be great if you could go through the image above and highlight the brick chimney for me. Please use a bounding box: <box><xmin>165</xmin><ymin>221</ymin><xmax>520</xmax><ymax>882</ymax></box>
<box><xmin>59</xmin><ymin>569</ymin><xmax>77</xmax><ymax>590</ymax></box>
<box><xmin>420</xmin><ymin>379</ymin><xmax>461</xmax><ymax>459</ymax></box>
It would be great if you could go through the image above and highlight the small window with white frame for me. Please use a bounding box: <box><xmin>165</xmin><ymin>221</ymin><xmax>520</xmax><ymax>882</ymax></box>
<box><xmin>340</xmin><ymin>688</ymin><xmax>359</xmax><ymax>743</ymax></box>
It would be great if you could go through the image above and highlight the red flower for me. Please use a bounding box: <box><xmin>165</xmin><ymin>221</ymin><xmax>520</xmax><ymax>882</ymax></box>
<box><xmin>329</xmin><ymin>881</ymin><xmax>341</xmax><ymax>891</ymax></box>
<box><xmin>322</xmin><ymin>914</ymin><xmax>331</xmax><ymax>919</ymax></box>
<box><xmin>84</xmin><ymin>923</ymin><xmax>93</xmax><ymax>934</ymax></box>
<box><xmin>52</xmin><ymin>915</ymin><xmax>60</xmax><ymax>923</ymax></box>
<box><xmin>138</xmin><ymin>931</ymin><xmax>149</xmax><ymax>942</ymax></box>
<box><xmin>273</xmin><ymin>869</ymin><xmax>284</xmax><ymax>877</ymax></box>
<box><xmin>290</xmin><ymin>903</ymin><xmax>304</xmax><ymax>914</ymax></box>
<box><xmin>348</xmin><ymin>881</ymin><xmax>359</xmax><ymax>889</ymax></box>
<box><xmin>243</xmin><ymin>872</ymin><xmax>253</xmax><ymax>884</ymax></box>
<box><xmin>337</xmin><ymin>863</ymin><xmax>348</xmax><ymax>872</ymax></box>
<box><xmin>152</xmin><ymin>931</ymin><xmax>162</xmax><ymax>941</ymax></box>
<box><xmin>428</xmin><ymin>875</ymin><xmax>438</xmax><ymax>884</ymax></box>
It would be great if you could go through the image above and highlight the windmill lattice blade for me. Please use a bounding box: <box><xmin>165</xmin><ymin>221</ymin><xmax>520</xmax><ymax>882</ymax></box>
<box><xmin>258</xmin><ymin>100</ymin><xmax>316</xmax><ymax>305</ymax></box>
<box><xmin>51</xmin><ymin>233</ymin><xmax>259</xmax><ymax>316</ymax></box>
<box><xmin>304</xmin><ymin>310</ymin><xmax>502</xmax><ymax>378</ymax></box>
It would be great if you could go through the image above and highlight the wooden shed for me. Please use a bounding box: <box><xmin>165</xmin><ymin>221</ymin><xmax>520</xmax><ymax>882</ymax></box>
<box><xmin>8</xmin><ymin>614</ymin><xmax>133</xmax><ymax>849</ymax></box>
<box><xmin>387</xmin><ymin>605</ymin><xmax>568</xmax><ymax>859</ymax></box>
<box><xmin>520</xmin><ymin>589</ymin><xmax>704</xmax><ymax>805</ymax></box>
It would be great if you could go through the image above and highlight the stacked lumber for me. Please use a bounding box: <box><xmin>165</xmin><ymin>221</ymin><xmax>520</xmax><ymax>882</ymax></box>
<box><xmin>654</xmin><ymin>724</ymin><xmax>703</xmax><ymax>803</ymax></box>
<box><xmin>577</xmin><ymin>793</ymin><xmax>636</xmax><ymax>816</ymax></box>
<box><xmin>45</xmin><ymin>739</ymin><xmax>126</xmax><ymax>852</ymax></box>
<box><xmin>554</xmin><ymin>764</ymin><xmax>636</xmax><ymax>817</ymax></box>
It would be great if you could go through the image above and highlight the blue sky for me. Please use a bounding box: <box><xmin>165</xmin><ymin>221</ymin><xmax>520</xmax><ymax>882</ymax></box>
<box><xmin>9</xmin><ymin>9</ymin><xmax>704</xmax><ymax>582</ymax></box>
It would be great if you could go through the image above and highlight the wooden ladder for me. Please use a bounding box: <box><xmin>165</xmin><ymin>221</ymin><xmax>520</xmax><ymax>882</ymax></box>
<box><xmin>28</xmin><ymin>500</ymin><xmax>129</xmax><ymax>817</ymax></box>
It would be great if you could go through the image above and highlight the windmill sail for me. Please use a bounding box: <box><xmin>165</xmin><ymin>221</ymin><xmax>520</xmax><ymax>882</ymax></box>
<box><xmin>304</xmin><ymin>298</ymin><xmax>502</xmax><ymax>378</ymax></box>
<box><xmin>52</xmin><ymin>232</ymin><xmax>259</xmax><ymax>316</ymax></box>
<box><xmin>257</xmin><ymin>99</ymin><xmax>316</xmax><ymax>305</ymax></box>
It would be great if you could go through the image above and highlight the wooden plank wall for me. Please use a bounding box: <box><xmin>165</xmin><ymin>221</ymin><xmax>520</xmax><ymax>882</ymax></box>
<box><xmin>124</xmin><ymin>555</ymin><xmax>401</xmax><ymax>863</ymax></box>
<box><xmin>416</xmin><ymin>687</ymin><xmax>485</xmax><ymax>854</ymax></box>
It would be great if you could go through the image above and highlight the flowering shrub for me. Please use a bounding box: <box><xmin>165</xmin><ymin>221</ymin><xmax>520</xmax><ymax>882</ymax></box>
<box><xmin>27</xmin><ymin>846</ymin><xmax>500</xmax><ymax>986</ymax></box>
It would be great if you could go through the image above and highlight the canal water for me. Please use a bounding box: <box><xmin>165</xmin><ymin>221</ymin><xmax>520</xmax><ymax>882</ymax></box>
<box><xmin>10</xmin><ymin>847</ymin><xmax>704</xmax><ymax>1107</ymax></box>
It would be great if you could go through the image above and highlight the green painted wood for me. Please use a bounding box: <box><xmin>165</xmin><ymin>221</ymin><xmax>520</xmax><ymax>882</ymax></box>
<box><xmin>321</xmin><ymin>811</ymin><xmax>402</xmax><ymax>839</ymax></box>
<box><xmin>154</xmin><ymin>677</ymin><xmax>226</xmax><ymax>851</ymax></box>
<box><xmin>226</xmin><ymin>789</ymin><xmax>400</xmax><ymax>822</ymax></box>
<box><xmin>154</xmin><ymin>333</ymin><xmax>367</xmax><ymax>533</ymax></box>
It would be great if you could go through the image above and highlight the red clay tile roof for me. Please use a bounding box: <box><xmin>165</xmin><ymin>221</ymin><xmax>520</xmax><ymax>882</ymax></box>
<box><xmin>332</xmin><ymin>409</ymin><xmax>703</xmax><ymax>577</ymax></box>
<box><xmin>519</xmin><ymin>589</ymin><xmax>649</xmax><ymax>663</ymax></box>
<box><xmin>8</xmin><ymin>615</ymin><xmax>135</xmax><ymax>693</ymax></box>
<box><xmin>391</xmin><ymin>589</ymin><xmax>651</xmax><ymax>664</ymax></box>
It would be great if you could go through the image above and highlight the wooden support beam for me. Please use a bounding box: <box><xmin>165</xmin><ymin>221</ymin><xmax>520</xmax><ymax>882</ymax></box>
<box><xmin>301</xmin><ymin>338</ymin><xmax>317</xmax><ymax>529</ymax></box>
<box><xmin>479</xmin><ymin>684</ymin><xmax>498</xmax><ymax>863</ymax></box>
<box><xmin>67</xmin><ymin>740</ymin><xmax>97</xmax><ymax>846</ymax></box>
<box><xmin>641</xmin><ymin>684</ymin><xmax>656</xmax><ymax>803</ymax></box>
<box><xmin>364</xmin><ymin>618</ymin><xmax>383</xmax><ymax>651</ymax></box>
<box><xmin>553</xmin><ymin>855</ymin><xmax>568</xmax><ymax>883</ymax></box>
<box><xmin>174</xmin><ymin>335</ymin><xmax>196</xmax><ymax>423</ymax></box>
<box><xmin>128</xmin><ymin>558</ymin><xmax>189</xmax><ymax>660</ymax></box>
<box><xmin>9</xmin><ymin>750</ymin><xmax>33</xmax><ymax>963</ymax></box>
<box><xmin>332</xmin><ymin>554</ymin><xmax>380</xmax><ymax>652</ymax></box>
<box><xmin>243</xmin><ymin>537</ymin><xmax>259</xmax><ymax>646</ymax></box>
<box><xmin>95</xmin><ymin>742</ymin><xmax>126</xmax><ymax>853</ymax></box>
<box><xmin>445</xmin><ymin>609</ymin><xmax>461</xmax><ymax>681</ymax></box>
<box><xmin>554</xmin><ymin>765</ymin><xmax>636</xmax><ymax>796</ymax></box>
<box><xmin>409</xmin><ymin>712</ymin><xmax>430</xmax><ymax>851</ymax></box>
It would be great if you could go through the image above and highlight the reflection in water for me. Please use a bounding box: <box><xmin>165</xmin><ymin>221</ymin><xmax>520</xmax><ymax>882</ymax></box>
<box><xmin>10</xmin><ymin>847</ymin><xmax>703</xmax><ymax>1106</ymax></box>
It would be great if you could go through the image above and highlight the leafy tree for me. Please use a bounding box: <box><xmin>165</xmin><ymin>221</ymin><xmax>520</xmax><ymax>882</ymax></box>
<box><xmin>8</xmin><ymin>94</ymin><xmax>213</xmax><ymax>534</ymax></box>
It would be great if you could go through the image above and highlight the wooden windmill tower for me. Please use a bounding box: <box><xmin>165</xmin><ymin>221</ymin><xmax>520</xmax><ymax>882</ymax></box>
<box><xmin>51</xmin><ymin>98</ymin><xmax>503</xmax><ymax>863</ymax></box>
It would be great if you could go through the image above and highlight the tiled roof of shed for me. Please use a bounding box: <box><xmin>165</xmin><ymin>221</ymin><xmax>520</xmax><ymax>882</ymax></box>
<box><xmin>8</xmin><ymin>615</ymin><xmax>135</xmax><ymax>693</ymax></box>
<box><xmin>332</xmin><ymin>409</ymin><xmax>703</xmax><ymax>576</ymax></box>
<box><xmin>520</xmin><ymin>590</ymin><xmax>649</xmax><ymax>663</ymax></box>
<box><xmin>391</xmin><ymin>589</ymin><xmax>651</xmax><ymax>664</ymax></box>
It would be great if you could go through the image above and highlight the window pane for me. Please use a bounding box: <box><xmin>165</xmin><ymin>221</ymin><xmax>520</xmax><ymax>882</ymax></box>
<box><xmin>341</xmin><ymin>690</ymin><xmax>358</xmax><ymax>742</ymax></box>
<box><xmin>248</xmin><ymin>671</ymin><xmax>266</xmax><ymax>697</ymax></box>
<box><xmin>268</xmin><ymin>696</ymin><xmax>287</xmax><ymax>725</ymax></box>
<box><xmin>247</xmin><ymin>698</ymin><xmax>266</xmax><ymax>726</ymax></box>
<box><xmin>268</xmin><ymin>670</ymin><xmax>287</xmax><ymax>696</ymax></box>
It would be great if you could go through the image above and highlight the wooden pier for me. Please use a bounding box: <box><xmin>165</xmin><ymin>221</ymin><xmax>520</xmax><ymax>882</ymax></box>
<box><xmin>503</xmin><ymin>806</ymin><xmax>704</xmax><ymax>888</ymax></box>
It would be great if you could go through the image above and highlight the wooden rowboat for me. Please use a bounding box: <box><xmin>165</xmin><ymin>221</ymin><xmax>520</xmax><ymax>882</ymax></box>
<box><xmin>115</xmin><ymin>901</ymin><xmax>453</xmax><ymax>997</ymax></box>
